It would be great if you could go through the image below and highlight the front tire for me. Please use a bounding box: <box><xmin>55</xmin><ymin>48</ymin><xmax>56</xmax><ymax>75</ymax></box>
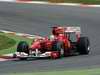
<box><xmin>17</xmin><ymin>41</ymin><xmax>29</xmax><ymax>54</ymax></box>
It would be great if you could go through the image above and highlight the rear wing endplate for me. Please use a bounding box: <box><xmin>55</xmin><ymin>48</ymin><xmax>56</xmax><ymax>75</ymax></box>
<box><xmin>64</xmin><ymin>27</ymin><xmax>81</xmax><ymax>33</ymax></box>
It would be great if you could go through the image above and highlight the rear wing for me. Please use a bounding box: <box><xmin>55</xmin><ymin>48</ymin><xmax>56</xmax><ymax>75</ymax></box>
<box><xmin>64</xmin><ymin>27</ymin><xmax>81</xmax><ymax>33</ymax></box>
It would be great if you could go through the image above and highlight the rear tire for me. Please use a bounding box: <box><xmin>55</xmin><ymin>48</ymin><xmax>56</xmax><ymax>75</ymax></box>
<box><xmin>77</xmin><ymin>37</ymin><xmax>90</xmax><ymax>55</ymax></box>
<box><xmin>17</xmin><ymin>41</ymin><xmax>29</xmax><ymax>54</ymax></box>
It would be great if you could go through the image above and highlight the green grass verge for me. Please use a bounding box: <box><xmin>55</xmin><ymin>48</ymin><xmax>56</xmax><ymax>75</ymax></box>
<box><xmin>8</xmin><ymin>68</ymin><xmax>100</xmax><ymax>75</ymax></box>
<box><xmin>32</xmin><ymin>0</ymin><xmax>100</xmax><ymax>4</ymax></box>
<box><xmin>63</xmin><ymin>0</ymin><xmax>100</xmax><ymax>4</ymax></box>
<box><xmin>0</xmin><ymin>34</ymin><xmax>16</xmax><ymax>50</ymax></box>
<box><xmin>0</xmin><ymin>32</ymin><xmax>32</xmax><ymax>55</ymax></box>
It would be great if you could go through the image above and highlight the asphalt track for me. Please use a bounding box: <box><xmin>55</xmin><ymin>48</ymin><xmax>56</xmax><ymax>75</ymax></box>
<box><xmin>0</xmin><ymin>2</ymin><xmax>100</xmax><ymax>74</ymax></box>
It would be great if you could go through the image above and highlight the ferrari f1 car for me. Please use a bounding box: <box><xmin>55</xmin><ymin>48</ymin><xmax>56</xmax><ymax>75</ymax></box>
<box><xmin>13</xmin><ymin>26</ymin><xmax>90</xmax><ymax>60</ymax></box>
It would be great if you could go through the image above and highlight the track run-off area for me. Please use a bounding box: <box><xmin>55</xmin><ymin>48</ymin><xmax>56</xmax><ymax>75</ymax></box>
<box><xmin>0</xmin><ymin>2</ymin><xmax>100</xmax><ymax>74</ymax></box>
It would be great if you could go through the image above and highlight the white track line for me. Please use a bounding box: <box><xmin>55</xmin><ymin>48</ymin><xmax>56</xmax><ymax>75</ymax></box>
<box><xmin>0</xmin><ymin>0</ymin><xmax>13</xmax><ymax>1</ymax></box>
<box><xmin>0</xmin><ymin>58</ymin><xmax>9</xmax><ymax>61</ymax></box>
<box><xmin>0</xmin><ymin>30</ymin><xmax>43</xmax><ymax>39</ymax></box>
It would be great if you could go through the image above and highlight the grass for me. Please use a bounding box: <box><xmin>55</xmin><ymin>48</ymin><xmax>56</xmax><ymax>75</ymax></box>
<box><xmin>0</xmin><ymin>32</ymin><xmax>32</xmax><ymax>55</ymax></box>
<box><xmin>0</xmin><ymin>34</ymin><xmax>16</xmax><ymax>50</ymax></box>
<box><xmin>7</xmin><ymin>68</ymin><xmax>100</xmax><ymax>75</ymax></box>
<box><xmin>31</xmin><ymin>0</ymin><xmax>100</xmax><ymax>4</ymax></box>
<box><xmin>63</xmin><ymin>0</ymin><xmax>100</xmax><ymax>4</ymax></box>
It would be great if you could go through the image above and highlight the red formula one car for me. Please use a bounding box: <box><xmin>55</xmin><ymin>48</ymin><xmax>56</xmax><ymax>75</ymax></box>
<box><xmin>13</xmin><ymin>26</ymin><xmax>90</xmax><ymax>60</ymax></box>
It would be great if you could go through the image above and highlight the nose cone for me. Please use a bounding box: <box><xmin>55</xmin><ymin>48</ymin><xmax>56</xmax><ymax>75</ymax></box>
<box><xmin>31</xmin><ymin>41</ymin><xmax>41</xmax><ymax>49</ymax></box>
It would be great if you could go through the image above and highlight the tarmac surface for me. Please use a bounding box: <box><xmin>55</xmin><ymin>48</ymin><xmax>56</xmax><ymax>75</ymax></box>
<box><xmin>0</xmin><ymin>2</ymin><xmax>100</xmax><ymax>73</ymax></box>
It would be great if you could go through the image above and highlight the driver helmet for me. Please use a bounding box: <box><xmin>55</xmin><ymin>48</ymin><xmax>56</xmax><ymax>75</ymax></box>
<box><xmin>49</xmin><ymin>35</ymin><xmax>55</xmax><ymax>40</ymax></box>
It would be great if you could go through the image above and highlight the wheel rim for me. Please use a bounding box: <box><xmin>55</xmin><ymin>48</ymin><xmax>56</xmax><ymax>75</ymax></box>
<box><xmin>87</xmin><ymin>46</ymin><xmax>90</xmax><ymax>53</ymax></box>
